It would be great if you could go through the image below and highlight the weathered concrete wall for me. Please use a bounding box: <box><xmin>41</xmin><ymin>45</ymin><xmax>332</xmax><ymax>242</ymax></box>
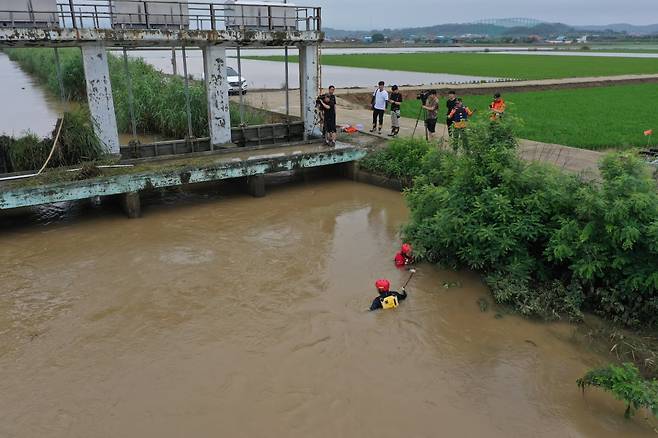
<box><xmin>298</xmin><ymin>43</ymin><xmax>319</xmax><ymax>138</ymax></box>
<box><xmin>0</xmin><ymin>28</ymin><xmax>323</xmax><ymax>48</ymax></box>
<box><xmin>0</xmin><ymin>146</ymin><xmax>367</xmax><ymax>210</ymax></box>
<box><xmin>81</xmin><ymin>43</ymin><xmax>120</xmax><ymax>154</ymax></box>
<box><xmin>203</xmin><ymin>45</ymin><xmax>231</xmax><ymax>146</ymax></box>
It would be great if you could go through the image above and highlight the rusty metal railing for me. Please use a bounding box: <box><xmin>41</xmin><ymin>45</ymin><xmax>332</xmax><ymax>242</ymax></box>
<box><xmin>0</xmin><ymin>1</ymin><xmax>321</xmax><ymax>32</ymax></box>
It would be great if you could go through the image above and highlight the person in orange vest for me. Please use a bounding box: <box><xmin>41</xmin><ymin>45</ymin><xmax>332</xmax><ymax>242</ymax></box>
<box><xmin>489</xmin><ymin>93</ymin><xmax>506</xmax><ymax>120</ymax></box>
<box><xmin>394</xmin><ymin>243</ymin><xmax>414</xmax><ymax>268</ymax></box>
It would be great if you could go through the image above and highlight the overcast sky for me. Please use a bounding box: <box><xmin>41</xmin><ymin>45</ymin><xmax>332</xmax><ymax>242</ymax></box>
<box><xmin>310</xmin><ymin>0</ymin><xmax>658</xmax><ymax>30</ymax></box>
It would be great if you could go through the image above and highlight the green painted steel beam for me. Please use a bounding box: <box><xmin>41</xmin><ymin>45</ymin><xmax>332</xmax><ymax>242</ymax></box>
<box><xmin>0</xmin><ymin>148</ymin><xmax>366</xmax><ymax>210</ymax></box>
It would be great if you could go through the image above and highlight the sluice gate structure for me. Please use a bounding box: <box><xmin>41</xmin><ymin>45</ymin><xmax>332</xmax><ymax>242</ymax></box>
<box><xmin>0</xmin><ymin>1</ymin><xmax>365</xmax><ymax>217</ymax></box>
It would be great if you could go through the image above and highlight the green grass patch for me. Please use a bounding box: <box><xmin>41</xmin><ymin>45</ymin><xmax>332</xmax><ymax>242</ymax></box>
<box><xmin>251</xmin><ymin>52</ymin><xmax>658</xmax><ymax>80</ymax></box>
<box><xmin>399</xmin><ymin>83</ymin><xmax>658</xmax><ymax>150</ymax></box>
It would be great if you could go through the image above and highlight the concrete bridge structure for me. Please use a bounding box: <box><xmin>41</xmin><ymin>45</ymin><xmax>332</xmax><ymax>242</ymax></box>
<box><xmin>0</xmin><ymin>1</ymin><xmax>364</xmax><ymax>219</ymax></box>
<box><xmin>0</xmin><ymin>0</ymin><xmax>323</xmax><ymax>153</ymax></box>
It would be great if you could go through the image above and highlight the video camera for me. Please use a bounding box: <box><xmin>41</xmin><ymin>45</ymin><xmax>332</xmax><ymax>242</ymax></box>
<box><xmin>417</xmin><ymin>90</ymin><xmax>431</xmax><ymax>104</ymax></box>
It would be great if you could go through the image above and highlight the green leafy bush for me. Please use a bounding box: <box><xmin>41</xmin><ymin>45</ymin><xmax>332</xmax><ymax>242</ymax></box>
<box><xmin>397</xmin><ymin>118</ymin><xmax>658</xmax><ymax>325</ymax></box>
<box><xmin>547</xmin><ymin>153</ymin><xmax>658</xmax><ymax>326</ymax></box>
<box><xmin>578</xmin><ymin>363</ymin><xmax>658</xmax><ymax>418</ymax></box>
<box><xmin>360</xmin><ymin>137</ymin><xmax>432</xmax><ymax>185</ymax></box>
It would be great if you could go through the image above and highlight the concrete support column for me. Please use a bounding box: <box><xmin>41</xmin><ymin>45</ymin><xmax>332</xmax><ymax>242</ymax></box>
<box><xmin>80</xmin><ymin>44</ymin><xmax>120</xmax><ymax>155</ymax></box>
<box><xmin>120</xmin><ymin>192</ymin><xmax>141</xmax><ymax>218</ymax></box>
<box><xmin>298</xmin><ymin>44</ymin><xmax>320</xmax><ymax>139</ymax></box>
<box><xmin>246</xmin><ymin>174</ymin><xmax>266</xmax><ymax>198</ymax></box>
<box><xmin>203</xmin><ymin>45</ymin><xmax>232</xmax><ymax>147</ymax></box>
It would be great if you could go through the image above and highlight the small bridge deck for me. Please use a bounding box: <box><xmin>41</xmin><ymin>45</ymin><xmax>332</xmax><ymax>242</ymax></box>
<box><xmin>0</xmin><ymin>141</ymin><xmax>365</xmax><ymax>214</ymax></box>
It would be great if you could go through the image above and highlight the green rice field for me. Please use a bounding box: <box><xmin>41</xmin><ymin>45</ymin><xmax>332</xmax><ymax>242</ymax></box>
<box><xmin>399</xmin><ymin>83</ymin><xmax>658</xmax><ymax>150</ymax></box>
<box><xmin>254</xmin><ymin>52</ymin><xmax>658</xmax><ymax>80</ymax></box>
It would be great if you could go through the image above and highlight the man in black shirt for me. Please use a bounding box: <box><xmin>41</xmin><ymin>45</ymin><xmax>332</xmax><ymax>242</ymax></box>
<box><xmin>318</xmin><ymin>93</ymin><xmax>337</xmax><ymax>147</ymax></box>
<box><xmin>388</xmin><ymin>85</ymin><xmax>403</xmax><ymax>137</ymax></box>
<box><xmin>446</xmin><ymin>90</ymin><xmax>458</xmax><ymax>136</ymax></box>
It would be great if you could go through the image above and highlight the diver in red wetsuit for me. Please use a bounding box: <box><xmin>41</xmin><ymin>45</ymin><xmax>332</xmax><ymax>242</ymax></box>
<box><xmin>394</xmin><ymin>243</ymin><xmax>414</xmax><ymax>268</ymax></box>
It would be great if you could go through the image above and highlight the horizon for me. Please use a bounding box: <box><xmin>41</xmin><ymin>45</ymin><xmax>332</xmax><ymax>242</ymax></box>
<box><xmin>323</xmin><ymin>18</ymin><xmax>658</xmax><ymax>32</ymax></box>
<box><xmin>309</xmin><ymin>0</ymin><xmax>658</xmax><ymax>31</ymax></box>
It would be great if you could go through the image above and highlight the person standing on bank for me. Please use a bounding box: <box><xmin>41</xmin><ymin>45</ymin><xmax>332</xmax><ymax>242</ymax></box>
<box><xmin>317</xmin><ymin>93</ymin><xmax>337</xmax><ymax>147</ymax></box>
<box><xmin>388</xmin><ymin>85</ymin><xmax>403</xmax><ymax>137</ymax></box>
<box><xmin>489</xmin><ymin>92</ymin><xmax>506</xmax><ymax>120</ymax></box>
<box><xmin>446</xmin><ymin>90</ymin><xmax>458</xmax><ymax>135</ymax></box>
<box><xmin>422</xmin><ymin>89</ymin><xmax>440</xmax><ymax>142</ymax></box>
<box><xmin>370</xmin><ymin>81</ymin><xmax>389</xmax><ymax>135</ymax></box>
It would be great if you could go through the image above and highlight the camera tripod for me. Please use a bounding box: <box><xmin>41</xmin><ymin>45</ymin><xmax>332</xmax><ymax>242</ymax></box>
<box><xmin>411</xmin><ymin>105</ymin><xmax>429</xmax><ymax>141</ymax></box>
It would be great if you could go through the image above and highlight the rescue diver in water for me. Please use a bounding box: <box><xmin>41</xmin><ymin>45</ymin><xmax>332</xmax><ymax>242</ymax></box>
<box><xmin>394</xmin><ymin>243</ymin><xmax>414</xmax><ymax>268</ymax></box>
<box><xmin>369</xmin><ymin>279</ymin><xmax>408</xmax><ymax>311</ymax></box>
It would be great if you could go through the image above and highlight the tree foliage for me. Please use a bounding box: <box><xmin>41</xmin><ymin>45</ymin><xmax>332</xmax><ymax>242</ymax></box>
<box><xmin>578</xmin><ymin>363</ymin><xmax>658</xmax><ymax>418</ymax></box>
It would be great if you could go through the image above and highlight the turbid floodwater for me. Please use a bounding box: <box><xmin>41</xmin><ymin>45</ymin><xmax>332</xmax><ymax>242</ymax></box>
<box><xmin>0</xmin><ymin>179</ymin><xmax>655</xmax><ymax>437</ymax></box>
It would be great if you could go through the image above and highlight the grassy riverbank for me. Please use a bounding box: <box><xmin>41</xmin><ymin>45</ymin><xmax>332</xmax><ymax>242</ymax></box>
<box><xmin>251</xmin><ymin>52</ymin><xmax>658</xmax><ymax>80</ymax></box>
<box><xmin>5</xmin><ymin>48</ymin><xmax>265</xmax><ymax>140</ymax></box>
<box><xmin>399</xmin><ymin>83</ymin><xmax>658</xmax><ymax>150</ymax></box>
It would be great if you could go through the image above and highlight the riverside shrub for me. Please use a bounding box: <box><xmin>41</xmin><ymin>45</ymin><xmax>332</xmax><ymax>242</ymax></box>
<box><xmin>360</xmin><ymin>137</ymin><xmax>431</xmax><ymax>185</ymax></box>
<box><xmin>578</xmin><ymin>363</ymin><xmax>658</xmax><ymax>418</ymax></box>
<box><xmin>395</xmin><ymin>119</ymin><xmax>658</xmax><ymax>326</ymax></box>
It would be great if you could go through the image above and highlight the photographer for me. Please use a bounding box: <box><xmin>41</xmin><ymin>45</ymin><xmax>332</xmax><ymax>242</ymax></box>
<box><xmin>422</xmin><ymin>89</ymin><xmax>440</xmax><ymax>141</ymax></box>
<box><xmin>370</xmin><ymin>81</ymin><xmax>388</xmax><ymax>135</ymax></box>
<box><xmin>448</xmin><ymin>98</ymin><xmax>474</xmax><ymax>150</ymax></box>
<box><xmin>388</xmin><ymin>85</ymin><xmax>403</xmax><ymax>137</ymax></box>
<box><xmin>317</xmin><ymin>93</ymin><xmax>337</xmax><ymax>147</ymax></box>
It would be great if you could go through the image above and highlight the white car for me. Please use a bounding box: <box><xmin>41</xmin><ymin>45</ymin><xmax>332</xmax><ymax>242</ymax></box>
<box><xmin>228</xmin><ymin>67</ymin><xmax>247</xmax><ymax>95</ymax></box>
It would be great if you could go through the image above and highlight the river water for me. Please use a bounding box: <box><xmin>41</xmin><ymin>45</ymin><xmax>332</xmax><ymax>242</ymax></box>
<box><xmin>0</xmin><ymin>179</ymin><xmax>655</xmax><ymax>437</ymax></box>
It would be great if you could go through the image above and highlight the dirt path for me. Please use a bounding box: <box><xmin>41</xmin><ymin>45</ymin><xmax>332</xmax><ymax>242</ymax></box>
<box><xmin>239</xmin><ymin>90</ymin><xmax>604</xmax><ymax>177</ymax></box>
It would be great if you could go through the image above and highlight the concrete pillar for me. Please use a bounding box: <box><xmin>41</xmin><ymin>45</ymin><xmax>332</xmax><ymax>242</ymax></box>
<box><xmin>120</xmin><ymin>192</ymin><xmax>141</xmax><ymax>218</ymax></box>
<box><xmin>298</xmin><ymin>44</ymin><xmax>320</xmax><ymax>139</ymax></box>
<box><xmin>81</xmin><ymin>44</ymin><xmax>120</xmax><ymax>155</ymax></box>
<box><xmin>246</xmin><ymin>175</ymin><xmax>266</xmax><ymax>198</ymax></box>
<box><xmin>203</xmin><ymin>45</ymin><xmax>232</xmax><ymax>146</ymax></box>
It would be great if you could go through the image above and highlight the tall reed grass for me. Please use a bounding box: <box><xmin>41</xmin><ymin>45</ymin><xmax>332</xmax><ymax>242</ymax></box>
<box><xmin>1</xmin><ymin>107</ymin><xmax>103</xmax><ymax>172</ymax></box>
<box><xmin>5</xmin><ymin>48</ymin><xmax>265</xmax><ymax>139</ymax></box>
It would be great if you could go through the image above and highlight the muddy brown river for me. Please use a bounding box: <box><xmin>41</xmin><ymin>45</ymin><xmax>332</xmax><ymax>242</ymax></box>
<box><xmin>0</xmin><ymin>179</ymin><xmax>655</xmax><ymax>437</ymax></box>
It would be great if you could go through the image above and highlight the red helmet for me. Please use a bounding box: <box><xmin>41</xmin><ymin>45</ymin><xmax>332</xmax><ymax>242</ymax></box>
<box><xmin>401</xmin><ymin>243</ymin><xmax>412</xmax><ymax>255</ymax></box>
<box><xmin>375</xmin><ymin>279</ymin><xmax>391</xmax><ymax>292</ymax></box>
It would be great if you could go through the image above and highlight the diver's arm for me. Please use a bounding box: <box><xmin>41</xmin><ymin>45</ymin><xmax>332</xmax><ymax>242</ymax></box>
<box><xmin>369</xmin><ymin>297</ymin><xmax>383</xmax><ymax>311</ymax></box>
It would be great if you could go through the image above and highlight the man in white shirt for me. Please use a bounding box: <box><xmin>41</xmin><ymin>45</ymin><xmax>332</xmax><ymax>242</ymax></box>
<box><xmin>370</xmin><ymin>81</ymin><xmax>389</xmax><ymax>134</ymax></box>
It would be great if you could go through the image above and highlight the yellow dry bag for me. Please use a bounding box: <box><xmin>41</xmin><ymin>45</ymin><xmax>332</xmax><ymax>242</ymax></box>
<box><xmin>381</xmin><ymin>295</ymin><xmax>399</xmax><ymax>310</ymax></box>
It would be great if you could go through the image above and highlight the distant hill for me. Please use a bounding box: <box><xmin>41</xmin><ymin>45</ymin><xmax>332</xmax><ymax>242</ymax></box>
<box><xmin>324</xmin><ymin>20</ymin><xmax>658</xmax><ymax>40</ymax></box>
<box><xmin>577</xmin><ymin>23</ymin><xmax>658</xmax><ymax>34</ymax></box>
